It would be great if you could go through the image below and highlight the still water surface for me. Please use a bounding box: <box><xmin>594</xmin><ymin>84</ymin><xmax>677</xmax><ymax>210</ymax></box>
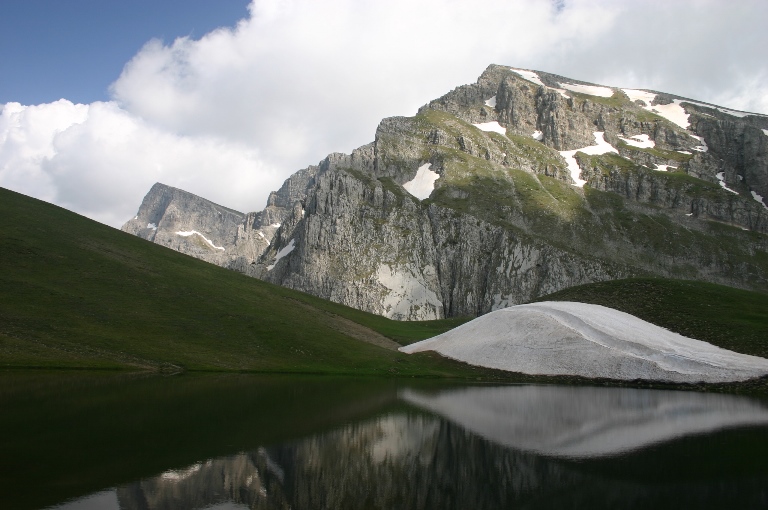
<box><xmin>2</xmin><ymin>373</ymin><xmax>767</xmax><ymax>509</ymax></box>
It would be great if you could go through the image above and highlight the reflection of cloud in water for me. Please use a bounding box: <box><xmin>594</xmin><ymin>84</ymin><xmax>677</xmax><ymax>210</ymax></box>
<box><xmin>400</xmin><ymin>385</ymin><xmax>768</xmax><ymax>458</ymax></box>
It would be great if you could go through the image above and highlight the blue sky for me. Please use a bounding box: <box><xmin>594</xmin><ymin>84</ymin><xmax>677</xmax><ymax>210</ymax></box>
<box><xmin>2</xmin><ymin>0</ymin><xmax>768</xmax><ymax>227</ymax></box>
<box><xmin>1</xmin><ymin>0</ymin><xmax>250</xmax><ymax>104</ymax></box>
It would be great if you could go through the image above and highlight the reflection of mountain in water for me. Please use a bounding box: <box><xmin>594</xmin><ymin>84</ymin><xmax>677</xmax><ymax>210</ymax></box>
<box><xmin>401</xmin><ymin>385</ymin><xmax>768</xmax><ymax>458</ymax></box>
<box><xmin>116</xmin><ymin>450</ymin><xmax>292</xmax><ymax>509</ymax></box>
<box><xmin>113</xmin><ymin>386</ymin><xmax>768</xmax><ymax>510</ymax></box>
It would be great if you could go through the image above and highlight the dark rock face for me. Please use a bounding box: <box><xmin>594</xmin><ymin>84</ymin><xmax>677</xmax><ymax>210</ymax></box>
<box><xmin>123</xmin><ymin>65</ymin><xmax>768</xmax><ymax>320</ymax></box>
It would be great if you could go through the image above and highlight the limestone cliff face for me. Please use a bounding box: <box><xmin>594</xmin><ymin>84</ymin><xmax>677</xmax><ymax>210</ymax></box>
<box><xmin>123</xmin><ymin>65</ymin><xmax>768</xmax><ymax>320</ymax></box>
<box><xmin>257</xmin><ymin>168</ymin><xmax>626</xmax><ymax>320</ymax></box>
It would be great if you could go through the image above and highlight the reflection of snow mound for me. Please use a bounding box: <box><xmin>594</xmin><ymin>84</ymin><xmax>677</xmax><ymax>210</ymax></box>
<box><xmin>401</xmin><ymin>385</ymin><xmax>768</xmax><ymax>458</ymax></box>
<box><xmin>400</xmin><ymin>301</ymin><xmax>768</xmax><ymax>383</ymax></box>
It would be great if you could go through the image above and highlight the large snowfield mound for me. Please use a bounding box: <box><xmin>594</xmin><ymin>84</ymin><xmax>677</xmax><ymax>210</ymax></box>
<box><xmin>400</xmin><ymin>301</ymin><xmax>768</xmax><ymax>383</ymax></box>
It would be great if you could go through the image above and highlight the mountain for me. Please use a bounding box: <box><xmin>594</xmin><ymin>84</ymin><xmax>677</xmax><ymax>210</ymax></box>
<box><xmin>123</xmin><ymin>65</ymin><xmax>768</xmax><ymax>321</ymax></box>
<box><xmin>3</xmin><ymin>185</ymin><xmax>768</xmax><ymax>378</ymax></box>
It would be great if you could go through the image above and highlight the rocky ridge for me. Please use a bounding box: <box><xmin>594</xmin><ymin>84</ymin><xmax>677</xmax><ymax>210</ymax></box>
<box><xmin>123</xmin><ymin>65</ymin><xmax>768</xmax><ymax>320</ymax></box>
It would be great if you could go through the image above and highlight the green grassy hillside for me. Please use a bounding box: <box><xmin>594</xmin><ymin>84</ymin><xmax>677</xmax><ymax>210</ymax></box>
<box><xmin>0</xmin><ymin>187</ymin><xmax>473</xmax><ymax>375</ymax></box>
<box><xmin>3</xmin><ymin>187</ymin><xmax>766</xmax><ymax>377</ymax></box>
<box><xmin>536</xmin><ymin>278</ymin><xmax>768</xmax><ymax>358</ymax></box>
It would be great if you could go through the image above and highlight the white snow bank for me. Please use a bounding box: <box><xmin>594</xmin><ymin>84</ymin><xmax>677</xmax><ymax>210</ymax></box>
<box><xmin>484</xmin><ymin>96</ymin><xmax>496</xmax><ymax>108</ymax></box>
<box><xmin>618</xmin><ymin>133</ymin><xmax>655</xmax><ymax>149</ymax></box>
<box><xmin>680</xmin><ymin>98</ymin><xmax>759</xmax><ymax>119</ymax></box>
<box><xmin>763</xmin><ymin>129</ymin><xmax>768</xmax><ymax>136</ymax></box>
<box><xmin>651</xmin><ymin>99</ymin><xmax>691</xmax><ymax>129</ymax></box>
<box><xmin>472</xmin><ymin>121</ymin><xmax>507</xmax><ymax>136</ymax></box>
<box><xmin>175</xmin><ymin>230</ymin><xmax>225</xmax><ymax>251</ymax></box>
<box><xmin>558</xmin><ymin>132</ymin><xmax>618</xmax><ymax>187</ymax></box>
<box><xmin>622</xmin><ymin>89</ymin><xmax>691</xmax><ymax>129</ymax></box>
<box><xmin>532</xmin><ymin>130</ymin><xmax>543</xmax><ymax>141</ymax></box>
<box><xmin>654</xmin><ymin>164</ymin><xmax>677</xmax><ymax>172</ymax></box>
<box><xmin>622</xmin><ymin>88</ymin><xmax>656</xmax><ymax>107</ymax></box>
<box><xmin>559</xmin><ymin>82</ymin><xmax>614</xmax><ymax>98</ymax></box>
<box><xmin>509</xmin><ymin>68</ymin><xmax>568</xmax><ymax>98</ymax></box>
<box><xmin>403</xmin><ymin>163</ymin><xmax>440</xmax><ymax>201</ymax></box>
<box><xmin>401</xmin><ymin>385</ymin><xmax>768</xmax><ymax>458</ymax></box>
<box><xmin>623</xmin><ymin>88</ymin><xmax>763</xmax><ymax>127</ymax></box>
<box><xmin>509</xmin><ymin>68</ymin><xmax>547</xmax><ymax>88</ymax></box>
<box><xmin>716</xmin><ymin>172</ymin><xmax>739</xmax><ymax>194</ymax></box>
<box><xmin>690</xmin><ymin>134</ymin><xmax>709</xmax><ymax>152</ymax></box>
<box><xmin>400</xmin><ymin>301</ymin><xmax>768</xmax><ymax>383</ymax></box>
<box><xmin>267</xmin><ymin>238</ymin><xmax>296</xmax><ymax>271</ymax></box>
<box><xmin>146</xmin><ymin>222</ymin><xmax>158</xmax><ymax>231</ymax></box>
<box><xmin>751</xmin><ymin>190</ymin><xmax>768</xmax><ymax>209</ymax></box>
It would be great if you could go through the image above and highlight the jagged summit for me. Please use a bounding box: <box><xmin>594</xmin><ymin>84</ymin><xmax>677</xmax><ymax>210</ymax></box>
<box><xmin>123</xmin><ymin>65</ymin><xmax>768</xmax><ymax>320</ymax></box>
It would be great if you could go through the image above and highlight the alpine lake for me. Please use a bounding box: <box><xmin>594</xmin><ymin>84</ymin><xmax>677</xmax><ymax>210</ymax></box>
<box><xmin>2</xmin><ymin>371</ymin><xmax>767</xmax><ymax>510</ymax></box>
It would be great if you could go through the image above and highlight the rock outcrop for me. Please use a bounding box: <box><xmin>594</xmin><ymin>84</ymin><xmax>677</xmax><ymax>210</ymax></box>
<box><xmin>123</xmin><ymin>65</ymin><xmax>768</xmax><ymax>320</ymax></box>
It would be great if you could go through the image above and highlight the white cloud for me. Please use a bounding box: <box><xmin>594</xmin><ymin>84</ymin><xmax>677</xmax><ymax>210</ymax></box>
<box><xmin>0</xmin><ymin>101</ymin><xmax>278</xmax><ymax>227</ymax></box>
<box><xmin>3</xmin><ymin>0</ymin><xmax>768</xmax><ymax>228</ymax></box>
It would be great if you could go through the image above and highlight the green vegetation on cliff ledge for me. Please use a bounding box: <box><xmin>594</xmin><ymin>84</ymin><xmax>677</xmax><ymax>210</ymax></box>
<box><xmin>0</xmin><ymin>187</ymin><xmax>473</xmax><ymax>375</ymax></box>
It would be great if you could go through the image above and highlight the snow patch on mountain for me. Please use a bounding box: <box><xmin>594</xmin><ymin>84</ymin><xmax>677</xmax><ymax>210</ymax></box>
<box><xmin>559</xmin><ymin>132</ymin><xmax>618</xmax><ymax>187</ymax></box>
<box><xmin>532</xmin><ymin>130</ymin><xmax>543</xmax><ymax>141</ymax></box>
<box><xmin>618</xmin><ymin>134</ymin><xmax>655</xmax><ymax>149</ymax></box>
<box><xmin>400</xmin><ymin>301</ymin><xmax>768</xmax><ymax>383</ymax></box>
<box><xmin>654</xmin><ymin>164</ymin><xmax>677</xmax><ymax>172</ymax></box>
<box><xmin>509</xmin><ymin>68</ymin><xmax>568</xmax><ymax>98</ymax></box>
<box><xmin>622</xmin><ymin>88</ymin><xmax>656</xmax><ymax>107</ymax></box>
<box><xmin>509</xmin><ymin>68</ymin><xmax>547</xmax><ymax>88</ymax></box>
<box><xmin>559</xmin><ymin>82</ymin><xmax>614</xmax><ymax>98</ymax></box>
<box><xmin>751</xmin><ymin>190</ymin><xmax>768</xmax><ymax>209</ymax></box>
<box><xmin>484</xmin><ymin>96</ymin><xmax>496</xmax><ymax>108</ymax></box>
<box><xmin>403</xmin><ymin>163</ymin><xmax>440</xmax><ymax>200</ymax></box>
<box><xmin>690</xmin><ymin>134</ymin><xmax>709</xmax><ymax>152</ymax></box>
<box><xmin>267</xmin><ymin>238</ymin><xmax>296</xmax><ymax>271</ymax></box>
<box><xmin>622</xmin><ymin>89</ymin><xmax>691</xmax><ymax>129</ymax></box>
<box><xmin>716</xmin><ymin>172</ymin><xmax>739</xmax><ymax>194</ymax></box>
<box><xmin>175</xmin><ymin>230</ymin><xmax>225</xmax><ymax>251</ymax></box>
<box><xmin>472</xmin><ymin>121</ymin><xmax>507</xmax><ymax>136</ymax></box>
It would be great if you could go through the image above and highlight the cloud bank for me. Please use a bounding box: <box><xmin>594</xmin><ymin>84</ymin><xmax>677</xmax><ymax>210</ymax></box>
<box><xmin>2</xmin><ymin>0</ymin><xmax>768</xmax><ymax>227</ymax></box>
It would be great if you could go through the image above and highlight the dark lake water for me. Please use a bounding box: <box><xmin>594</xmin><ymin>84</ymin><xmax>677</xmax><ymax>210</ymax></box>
<box><xmin>1</xmin><ymin>372</ymin><xmax>767</xmax><ymax>510</ymax></box>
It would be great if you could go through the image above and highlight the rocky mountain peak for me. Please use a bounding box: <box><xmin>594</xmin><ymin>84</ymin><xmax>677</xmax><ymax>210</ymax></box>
<box><xmin>123</xmin><ymin>65</ymin><xmax>768</xmax><ymax>320</ymax></box>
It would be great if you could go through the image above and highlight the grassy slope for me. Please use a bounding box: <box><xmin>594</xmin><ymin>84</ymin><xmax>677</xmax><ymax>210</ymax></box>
<box><xmin>3</xmin><ymin>187</ymin><xmax>766</xmax><ymax>378</ymax></box>
<box><xmin>0</xmin><ymin>187</ymin><xmax>476</xmax><ymax>376</ymax></box>
<box><xmin>536</xmin><ymin>278</ymin><xmax>768</xmax><ymax>358</ymax></box>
